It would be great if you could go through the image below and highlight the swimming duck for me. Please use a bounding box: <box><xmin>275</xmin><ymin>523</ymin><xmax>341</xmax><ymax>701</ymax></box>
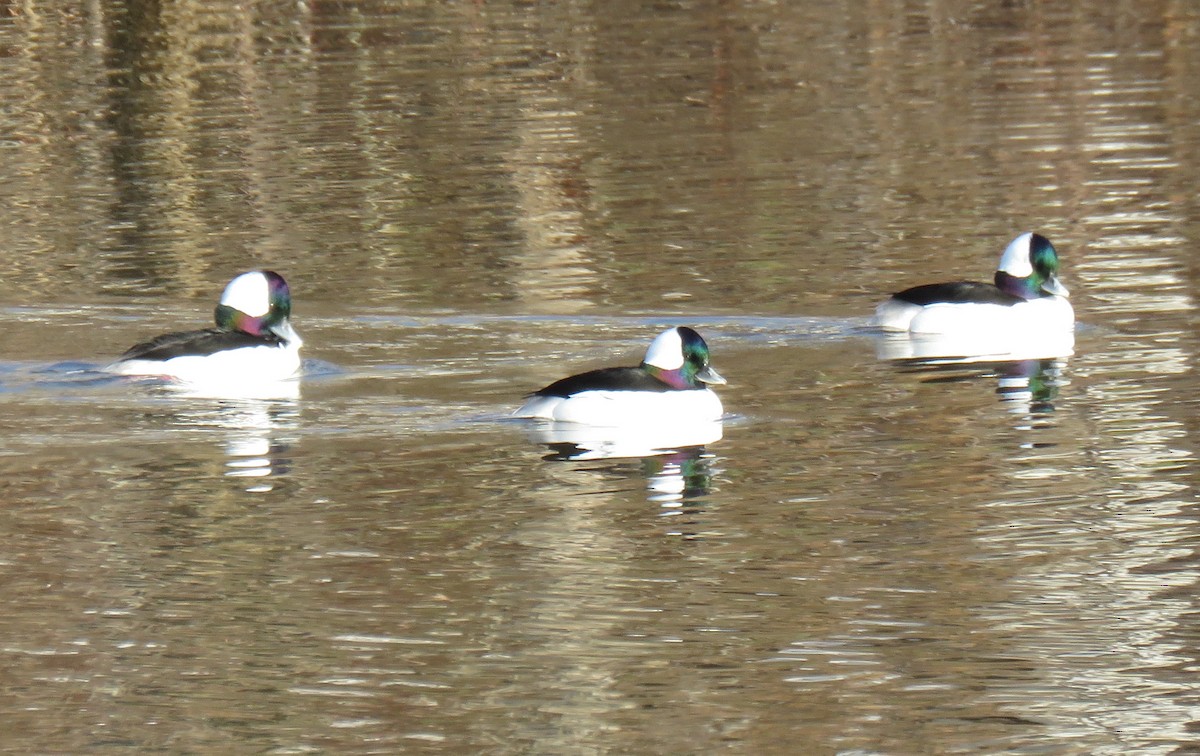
<box><xmin>515</xmin><ymin>326</ymin><xmax>726</xmax><ymax>426</ymax></box>
<box><xmin>105</xmin><ymin>270</ymin><xmax>303</xmax><ymax>383</ymax></box>
<box><xmin>874</xmin><ymin>232</ymin><xmax>1073</xmax><ymax>334</ymax></box>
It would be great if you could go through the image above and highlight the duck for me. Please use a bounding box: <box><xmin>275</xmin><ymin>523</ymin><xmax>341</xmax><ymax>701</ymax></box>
<box><xmin>514</xmin><ymin>326</ymin><xmax>726</xmax><ymax>426</ymax></box>
<box><xmin>105</xmin><ymin>270</ymin><xmax>303</xmax><ymax>383</ymax></box>
<box><xmin>874</xmin><ymin>232</ymin><xmax>1073</xmax><ymax>335</ymax></box>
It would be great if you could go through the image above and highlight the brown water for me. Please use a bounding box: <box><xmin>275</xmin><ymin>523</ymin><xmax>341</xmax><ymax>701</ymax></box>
<box><xmin>1</xmin><ymin>0</ymin><xmax>1200</xmax><ymax>752</ymax></box>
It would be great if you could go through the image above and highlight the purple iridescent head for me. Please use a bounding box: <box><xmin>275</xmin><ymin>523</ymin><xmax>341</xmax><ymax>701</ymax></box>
<box><xmin>641</xmin><ymin>326</ymin><xmax>726</xmax><ymax>389</ymax></box>
<box><xmin>213</xmin><ymin>271</ymin><xmax>300</xmax><ymax>344</ymax></box>
<box><xmin>995</xmin><ymin>232</ymin><xmax>1070</xmax><ymax>301</ymax></box>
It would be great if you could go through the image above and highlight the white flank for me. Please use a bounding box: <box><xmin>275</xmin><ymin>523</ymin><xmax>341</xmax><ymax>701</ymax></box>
<box><xmin>904</xmin><ymin>297</ymin><xmax>1074</xmax><ymax>335</ymax></box>
<box><xmin>105</xmin><ymin>341</ymin><xmax>302</xmax><ymax>385</ymax></box>
<box><xmin>514</xmin><ymin>388</ymin><xmax>724</xmax><ymax>426</ymax></box>
<box><xmin>873</xmin><ymin>298</ymin><xmax>924</xmax><ymax>332</ymax></box>
<box><xmin>220</xmin><ymin>271</ymin><xmax>272</xmax><ymax>317</ymax></box>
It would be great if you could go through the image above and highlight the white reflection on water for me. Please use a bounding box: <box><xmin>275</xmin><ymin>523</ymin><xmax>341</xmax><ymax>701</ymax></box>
<box><xmin>993</xmin><ymin>359</ymin><xmax>1069</xmax><ymax>421</ymax></box>
<box><xmin>646</xmin><ymin>451</ymin><xmax>719</xmax><ymax>505</ymax></box>
<box><xmin>875</xmin><ymin>332</ymin><xmax>1073</xmax><ymax>425</ymax></box>
<box><xmin>159</xmin><ymin>377</ymin><xmax>303</xmax><ymax>403</ymax></box>
<box><xmin>524</xmin><ymin>419</ymin><xmax>723</xmax><ymax>461</ymax></box>
<box><xmin>160</xmin><ymin>383</ymin><xmax>300</xmax><ymax>492</ymax></box>
<box><xmin>875</xmin><ymin>330</ymin><xmax>1074</xmax><ymax>364</ymax></box>
<box><xmin>524</xmin><ymin>420</ymin><xmax>723</xmax><ymax>513</ymax></box>
<box><xmin>523</xmin><ymin>421</ymin><xmax>723</xmax><ymax>520</ymax></box>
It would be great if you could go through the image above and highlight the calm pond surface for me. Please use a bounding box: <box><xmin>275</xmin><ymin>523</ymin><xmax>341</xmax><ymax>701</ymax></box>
<box><xmin>2</xmin><ymin>0</ymin><xmax>1200</xmax><ymax>752</ymax></box>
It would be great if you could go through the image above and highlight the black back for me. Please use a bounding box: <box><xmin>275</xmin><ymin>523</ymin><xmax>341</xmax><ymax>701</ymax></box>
<box><xmin>892</xmin><ymin>281</ymin><xmax>1022</xmax><ymax>307</ymax></box>
<box><xmin>118</xmin><ymin>328</ymin><xmax>282</xmax><ymax>362</ymax></box>
<box><xmin>533</xmin><ymin>366</ymin><xmax>677</xmax><ymax>397</ymax></box>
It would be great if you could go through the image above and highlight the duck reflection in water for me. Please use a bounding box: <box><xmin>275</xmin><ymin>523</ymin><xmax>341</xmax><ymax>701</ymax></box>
<box><xmin>525</xmin><ymin>421</ymin><xmax>722</xmax><ymax>522</ymax></box>
<box><xmin>164</xmin><ymin>380</ymin><xmax>300</xmax><ymax>492</ymax></box>
<box><xmin>876</xmin><ymin>329</ymin><xmax>1071</xmax><ymax>419</ymax></box>
<box><xmin>643</xmin><ymin>448</ymin><xmax>719</xmax><ymax>505</ymax></box>
<box><xmin>527</xmin><ymin>419</ymin><xmax>723</xmax><ymax>461</ymax></box>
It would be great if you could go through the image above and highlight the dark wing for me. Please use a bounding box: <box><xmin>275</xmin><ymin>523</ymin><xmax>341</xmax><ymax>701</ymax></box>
<box><xmin>117</xmin><ymin>328</ymin><xmax>279</xmax><ymax>362</ymax></box>
<box><xmin>533</xmin><ymin>367</ymin><xmax>671</xmax><ymax>397</ymax></box>
<box><xmin>891</xmin><ymin>281</ymin><xmax>1022</xmax><ymax>307</ymax></box>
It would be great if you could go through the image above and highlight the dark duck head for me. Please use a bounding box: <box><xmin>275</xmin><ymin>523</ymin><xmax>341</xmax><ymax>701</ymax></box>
<box><xmin>640</xmin><ymin>326</ymin><xmax>725</xmax><ymax>390</ymax></box>
<box><xmin>214</xmin><ymin>271</ymin><xmax>302</xmax><ymax>346</ymax></box>
<box><xmin>995</xmin><ymin>232</ymin><xmax>1069</xmax><ymax>301</ymax></box>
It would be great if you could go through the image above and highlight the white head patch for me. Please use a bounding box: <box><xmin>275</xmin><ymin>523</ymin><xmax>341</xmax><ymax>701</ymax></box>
<box><xmin>643</xmin><ymin>327</ymin><xmax>685</xmax><ymax>370</ymax></box>
<box><xmin>219</xmin><ymin>272</ymin><xmax>271</xmax><ymax>317</ymax></box>
<box><xmin>997</xmin><ymin>232</ymin><xmax>1034</xmax><ymax>278</ymax></box>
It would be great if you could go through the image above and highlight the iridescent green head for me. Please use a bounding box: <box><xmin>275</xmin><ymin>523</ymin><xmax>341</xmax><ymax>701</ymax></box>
<box><xmin>995</xmin><ymin>232</ymin><xmax>1069</xmax><ymax>300</ymax></box>
<box><xmin>213</xmin><ymin>271</ymin><xmax>300</xmax><ymax>344</ymax></box>
<box><xmin>641</xmin><ymin>326</ymin><xmax>726</xmax><ymax>390</ymax></box>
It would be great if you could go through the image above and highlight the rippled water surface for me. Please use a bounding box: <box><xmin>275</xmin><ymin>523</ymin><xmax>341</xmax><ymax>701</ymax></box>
<box><xmin>2</xmin><ymin>1</ymin><xmax>1200</xmax><ymax>752</ymax></box>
